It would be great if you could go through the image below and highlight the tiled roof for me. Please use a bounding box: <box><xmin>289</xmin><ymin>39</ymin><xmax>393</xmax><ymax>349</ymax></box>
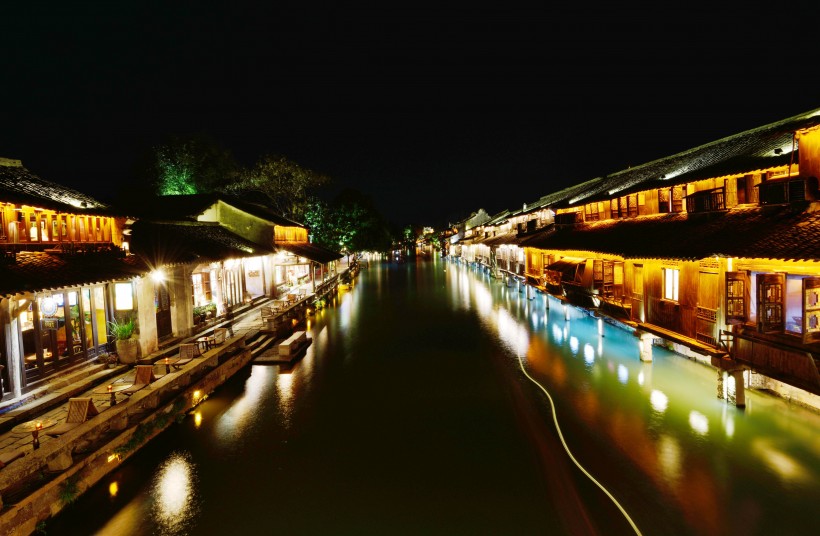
<box><xmin>520</xmin><ymin>205</ymin><xmax>820</xmax><ymax>261</ymax></box>
<box><xmin>276</xmin><ymin>242</ymin><xmax>343</xmax><ymax>264</ymax></box>
<box><xmin>130</xmin><ymin>221</ymin><xmax>275</xmax><ymax>265</ymax></box>
<box><xmin>481</xmin><ymin>231</ymin><xmax>525</xmax><ymax>246</ymax></box>
<box><xmin>0</xmin><ymin>251</ymin><xmax>147</xmax><ymax>297</ymax></box>
<box><xmin>0</xmin><ymin>163</ymin><xmax>108</xmax><ymax>213</ymax></box>
<box><xmin>119</xmin><ymin>193</ymin><xmax>305</xmax><ymax>228</ymax></box>
<box><xmin>542</xmin><ymin>107</ymin><xmax>820</xmax><ymax>209</ymax></box>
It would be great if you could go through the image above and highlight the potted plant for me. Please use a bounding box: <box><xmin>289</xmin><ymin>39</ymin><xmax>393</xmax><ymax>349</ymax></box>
<box><xmin>108</xmin><ymin>318</ymin><xmax>139</xmax><ymax>365</ymax></box>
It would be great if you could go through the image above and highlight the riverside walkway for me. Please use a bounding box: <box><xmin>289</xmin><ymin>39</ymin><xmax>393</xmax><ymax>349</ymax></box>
<box><xmin>0</xmin><ymin>265</ymin><xmax>349</xmax><ymax>536</ymax></box>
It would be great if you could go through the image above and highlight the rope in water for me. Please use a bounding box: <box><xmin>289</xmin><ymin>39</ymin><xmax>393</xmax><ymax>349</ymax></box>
<box><xmin>516</xmin><ymin>353</ymin><xmax>643</xmax><ymax>536</ymax></box>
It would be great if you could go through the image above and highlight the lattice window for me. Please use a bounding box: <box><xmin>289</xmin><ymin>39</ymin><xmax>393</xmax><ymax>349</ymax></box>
<box><xmin>697</xmin><ymin>306</ymin><xmax>717</xmax><ymax>322</ymax></box>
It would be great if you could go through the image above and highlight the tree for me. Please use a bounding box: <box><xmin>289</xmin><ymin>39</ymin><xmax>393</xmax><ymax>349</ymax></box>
<box><xmin>134</xmin><ymin>134</ymin><xmax>238</xmax><ymax>197</ymax></box>
<box><xmin>303</xmin><ymin>189</ymin><xmax>393</xmax><ymax>253</ymax></box>
<box><xmin>225</xmin><ymin>154</ymin><xmax>329</xmax><ymax>221</ymax></box>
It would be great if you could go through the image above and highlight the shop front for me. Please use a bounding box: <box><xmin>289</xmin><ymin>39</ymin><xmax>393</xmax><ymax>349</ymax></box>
<box><xmin>18</xmin><ymin>284</ymin><xmax>110</xmax><ymax>387</ymax></box>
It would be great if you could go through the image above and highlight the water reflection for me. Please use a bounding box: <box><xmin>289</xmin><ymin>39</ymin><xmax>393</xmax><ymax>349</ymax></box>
<box><xmin>151</xmin><ymin>452</ymin><xmax>198</xmax><ymax>534</ymax></box>
<box><xmin>215</xmin><ymin>366</ymin><xmax>274</xmax><ymax>442</ymax></box>
<box><xmin>447</xmin><ymin>260</ymin><xmax>820</xmax><ymax>536</ymax></box>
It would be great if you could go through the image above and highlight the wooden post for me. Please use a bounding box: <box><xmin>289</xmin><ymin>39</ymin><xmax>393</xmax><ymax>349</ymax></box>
<box><xmin>638</xmin><ymin>331</ymin><xmax>653</xmax><ymax>362</ymax></box>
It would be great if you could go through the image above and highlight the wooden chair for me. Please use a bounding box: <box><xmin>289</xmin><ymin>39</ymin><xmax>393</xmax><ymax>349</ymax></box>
<box><xmin>212</xmin><ymin>327</ymin><xmax>228</xmax><ymax>345</ymax></box>
<box><xmin>47</xmin><ymin>397</ymin><xmax>100</xmax><ymax>436</ymax></box>
<box><xmin>171</xmin><ymin>344</ymin><xmax>199</xmax><ymax>370</ymax></box>
<box><xmin>122</xmin><ymin>365</ymin><xmax>157</xmax><ymax>396</ymax></box>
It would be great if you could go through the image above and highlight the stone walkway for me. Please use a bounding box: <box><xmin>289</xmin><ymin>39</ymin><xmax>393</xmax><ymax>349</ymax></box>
<box><xmin>0</xmin><ymin>298</ymin><xmax>273</xmax><ymax>461</ymax></box>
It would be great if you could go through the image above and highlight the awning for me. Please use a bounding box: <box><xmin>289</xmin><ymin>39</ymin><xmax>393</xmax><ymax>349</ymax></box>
<box><xmin>545</xmin><ymin>257</ymin><xmax>586</xmax><ymax>283</ymax></box>
<box><xmin>276</xmin><ymin>242</ymin><xmax>343</xmax><ymax>264</ymax></box>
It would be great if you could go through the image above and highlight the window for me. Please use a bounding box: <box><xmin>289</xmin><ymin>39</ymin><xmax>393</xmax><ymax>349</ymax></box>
<box><xmin>663</xmin><ymin>268</ymin><xmax>679</xmax><ymax>301</ymax></box>
<box><xmin>634</xmin><ymin>265</ymin><xmax>644</xmax><ymax>296</ymax></box>
<box><xmin>114</xmin><ymin>282</ymin><xmax>134</xmax><ymax>311</ymax></box>
<box><xmin>725</xmin><ymin>272</ymin><xmax>749</xmax><ymax>324</ymax></box>
<box><xmin>757</xmin><ymin>273</ymin><xmax>784</xmax><ymax>333</ymax></box>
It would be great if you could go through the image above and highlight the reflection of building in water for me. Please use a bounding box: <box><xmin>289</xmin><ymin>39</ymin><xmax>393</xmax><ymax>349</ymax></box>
<box><xmin>449</xmin><ymin>107</ymin><xmax>820</xmax><ymax>411</ymax></box>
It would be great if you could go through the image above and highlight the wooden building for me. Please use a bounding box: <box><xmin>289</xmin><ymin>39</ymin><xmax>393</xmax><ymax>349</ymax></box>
<box><xmin>1</xmin><ymin>164</ymin><xmax>341</xmax><ymax>402</ymax></box>
<box><xmin>514</xmin><ymin>106</ymin><xmax>820</xmax><ymax>407</ymax></box>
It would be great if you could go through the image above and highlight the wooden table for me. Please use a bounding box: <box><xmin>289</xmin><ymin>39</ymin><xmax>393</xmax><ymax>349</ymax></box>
<box><xmin>93</xmin><ymin>380</ymin><xmax>132</xmax><ymax>406</ymax></box>
<box><xmin>195</xmin><ymin>335</ymin><xmax>215</xmax><ymax>352</ymax></box>
<box><xmin>15</xmin><ymin>418</ymin><xmax>57</xmax><ymax>450</ymax></box>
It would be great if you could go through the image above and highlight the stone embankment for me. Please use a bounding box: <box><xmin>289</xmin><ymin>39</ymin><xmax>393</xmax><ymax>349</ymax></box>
<box><xmin>0</xmin><ymin>334</ymin><xmax>254</xmax><ymax>536</ymax></box>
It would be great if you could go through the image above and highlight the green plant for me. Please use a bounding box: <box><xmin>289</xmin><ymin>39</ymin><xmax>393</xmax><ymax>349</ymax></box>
<box><xmin>108</xmin><ymin>318</ymin><xmax>135</xmax><ymax>341</ymax></box>
<box><xmin>193</xmin><ymin>302</ymin><xmax>216</xmax><ymax>317</ymax></box>
<box><xmin>59</xmin><ymin>476</ymin><xmax>80</xmax><ymax>505</ymax></box>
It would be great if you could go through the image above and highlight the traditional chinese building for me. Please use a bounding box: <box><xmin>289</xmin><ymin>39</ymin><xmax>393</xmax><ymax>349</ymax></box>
<box><xmin>0</xmin><ymin>158</ymin><xmax>145</xmax><ymax>398</ymax></box>
<box><xmin>126</xmin><ymin>194</ymin><xmax>342</xmax><ymax>352</ymax></box>
<box><xmin>514</xmin><ymin>107</ymin><xmax>820</xmax><ymax>408</ymax></box>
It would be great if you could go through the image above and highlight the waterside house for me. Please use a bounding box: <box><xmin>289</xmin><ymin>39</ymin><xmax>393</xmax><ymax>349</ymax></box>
<box><xmin>1</xmin><ymin>163</ymin><xmax>341</xmax><ymax>404</ymax></box>
<box><xmin>450</xmin><ymin>107</ymin><xmax>820</xmax><ymax>410</ymax></box>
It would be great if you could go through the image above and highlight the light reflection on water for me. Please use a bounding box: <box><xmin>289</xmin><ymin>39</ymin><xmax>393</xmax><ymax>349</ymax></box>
<box><xmin>49</xmin><ymin>259</ymin><xmax>820</xmax><ymax>536</ymax></box>
<box><xmin>446</xmin><ymin>260</ymin><xmax>820</xmax><ymax>535</ymax></box>
<box><xmin>151</xmin><ymin>452</ymin><xmax>198</xmax><ymax>534</ymax></box>
<box><xmin>214</xmin><ymin>366</ymin><xmax>274</xmax><ymax>442</ymax></box>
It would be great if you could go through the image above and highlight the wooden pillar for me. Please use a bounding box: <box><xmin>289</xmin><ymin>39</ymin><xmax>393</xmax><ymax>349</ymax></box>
<box><xmin>717</xmin><ymin>370</ymin><xmax>725</xmax><ymax>400</ymax></box>
<box><xmin>732</xmin><ymin>370</ymin><xmax>746</xmax><ymax>409</ymax></box>
<box><xmin>638</xmin><ymin>331</ymin><xmax>653</xmax><ymax>362</ymax></box>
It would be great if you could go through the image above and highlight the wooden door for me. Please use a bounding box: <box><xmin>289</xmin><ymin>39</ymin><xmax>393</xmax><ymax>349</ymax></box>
<box><xmin>155</xmin><ymin>284</ymin><xmax>172</xmax><ymax>340</ymax></box>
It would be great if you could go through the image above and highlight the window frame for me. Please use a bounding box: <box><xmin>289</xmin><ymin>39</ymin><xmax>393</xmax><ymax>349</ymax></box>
<box><xmin>662</xmin><ymin>267</ymin><xmax>680</xmax><ymax>302</ymax></box>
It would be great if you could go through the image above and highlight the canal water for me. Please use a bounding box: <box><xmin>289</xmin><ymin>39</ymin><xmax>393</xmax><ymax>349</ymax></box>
<box><xmin>49</xmin><ymin>257</ymin><xmax>820</xmax><ymax>535</ymax></box>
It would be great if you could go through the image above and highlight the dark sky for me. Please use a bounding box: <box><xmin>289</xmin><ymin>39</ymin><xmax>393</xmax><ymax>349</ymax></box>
<box><xmin>3</xmin><ymin>2</ymin><xmax>819</xmax><ymax>228</ymax></box>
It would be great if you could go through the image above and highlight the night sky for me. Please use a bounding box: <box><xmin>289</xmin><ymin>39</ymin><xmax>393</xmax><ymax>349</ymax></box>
<box><xmin>3</xmin><ymin>2</ymin><xmax>819</xmax><ymax>228</ymax></box>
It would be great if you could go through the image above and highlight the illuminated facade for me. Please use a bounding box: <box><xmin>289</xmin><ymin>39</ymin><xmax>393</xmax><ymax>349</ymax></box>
<box><xmin>1</xmin><ymin>168</ymin><xmax>341</xmax><ymax>402</ymax></box>
<box><xmin>0</xmin><ymin>159</ymin><xmax>144</xmax><ymax>396</ymax></box>
<box><xmin>524</xmin><ymin>108</ymin><xmax>820</xmax><ymax>406</ymax></box>
<box><xmin>451</xmin><ymin>107</ymin><xmax>820</xmax><ymax>407</ymax></box>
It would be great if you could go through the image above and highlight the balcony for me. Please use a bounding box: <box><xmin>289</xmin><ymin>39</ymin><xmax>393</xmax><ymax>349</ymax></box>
<box><xmin>685</xmin><ymin>187</ymin><xmax>726</xmax><ymax>213</ymax></box>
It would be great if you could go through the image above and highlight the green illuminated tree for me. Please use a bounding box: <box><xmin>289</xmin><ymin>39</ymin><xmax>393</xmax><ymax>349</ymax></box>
<box><xmin>138</xmin><ymin>134</ymin><xmax>238</xmax><ymax>197</ymax></box>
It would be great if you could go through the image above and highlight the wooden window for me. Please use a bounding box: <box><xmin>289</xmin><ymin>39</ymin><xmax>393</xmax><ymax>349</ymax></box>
<box><xmin>725</xmin><ymin>272</ymin><xmax>750</xmax><ymax>324</ymax></box>
<box><xmin>804</xmin><ymin>277</ymin><xmax>820</xmax><ymax>344</ymax></box>
<box><xmin>627</xmin><ymin>194</ymin><xmax>638</xmax><ymax>217</ymax></box>
<box><xmin>634</xmin><ymin>265</ymin><xmax>644</xmax><ymax>296</ymax></box>
<box><xmin>610</xmin><ymin>198</ymin><xmax>622</xmax><ymax>219</ymax></box>
<box><xmin>585</xmin><ymin>203</ymin><xmax>599</xmax><ymax>221</ymax></box>
<box><xmin>757</xmin><ymin>273</ymin><xmax>784</xmax><ymax>333</ymax></box>
<box><xmin>671</xmin><ymin>186</ymin><xmax>684</xmax><ymax>212</ymax></box>
<box><xmin>662</xmin><ymin>268</ymin><xmax>679</xmax><ymax>301</ymax></box>
<box><xmin>658</xmin><ymin>188</ymin><xmax>671</xmax><ymax>213</ymax></box>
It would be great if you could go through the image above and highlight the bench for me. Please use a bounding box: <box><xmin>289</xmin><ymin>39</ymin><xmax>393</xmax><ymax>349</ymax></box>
<box><xmin>278</xmin><ymin>331</ymin><xmax>308</xmax><ymax>357</ymax></box>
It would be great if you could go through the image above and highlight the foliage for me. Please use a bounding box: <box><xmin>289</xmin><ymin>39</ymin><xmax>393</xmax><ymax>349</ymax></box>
<box><xmin>224</xmin><ymin>153</ymin><xmax>329</xmax><ymax>221</ymax></box>
<box><xmin>108</xmin><ymin>318</ymin><xmax>135</xmax><ymax>341</ymax></box>
<box><xmin>133</xmin><ymin>134</ymin><xmax>238</xmax><ymax>197</ymax></box>
<box><xmin>304</xmin><ymin>189</ymin><xmax>394</xmax><ymax>253</ymax></box>
<box><xmin>59</xmin><ymin>475</ymin><xmax>80</xmax><ymax>505</ymax></box>
<box><xmin>193</xmin><ymin>303</ymin><xmax>216</xmax><ymax>317</ymax></box>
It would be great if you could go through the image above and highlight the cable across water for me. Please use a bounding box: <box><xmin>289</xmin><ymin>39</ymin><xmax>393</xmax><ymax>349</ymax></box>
<box><xmin>516</xmin><ymin>353</ymin><xmax>643</xmax><ymax>536</ymax></box>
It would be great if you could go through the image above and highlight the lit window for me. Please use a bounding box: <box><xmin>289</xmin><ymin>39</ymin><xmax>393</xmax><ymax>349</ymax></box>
<box><xmin>115</xmin><ymin>282</ymin><xmax>134</xmax><ymax>311</ymax></box>
<box><xmin>663</xmin><ymin>268</ymin><xmax>679</xmax><ymax>301</ymax></box>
